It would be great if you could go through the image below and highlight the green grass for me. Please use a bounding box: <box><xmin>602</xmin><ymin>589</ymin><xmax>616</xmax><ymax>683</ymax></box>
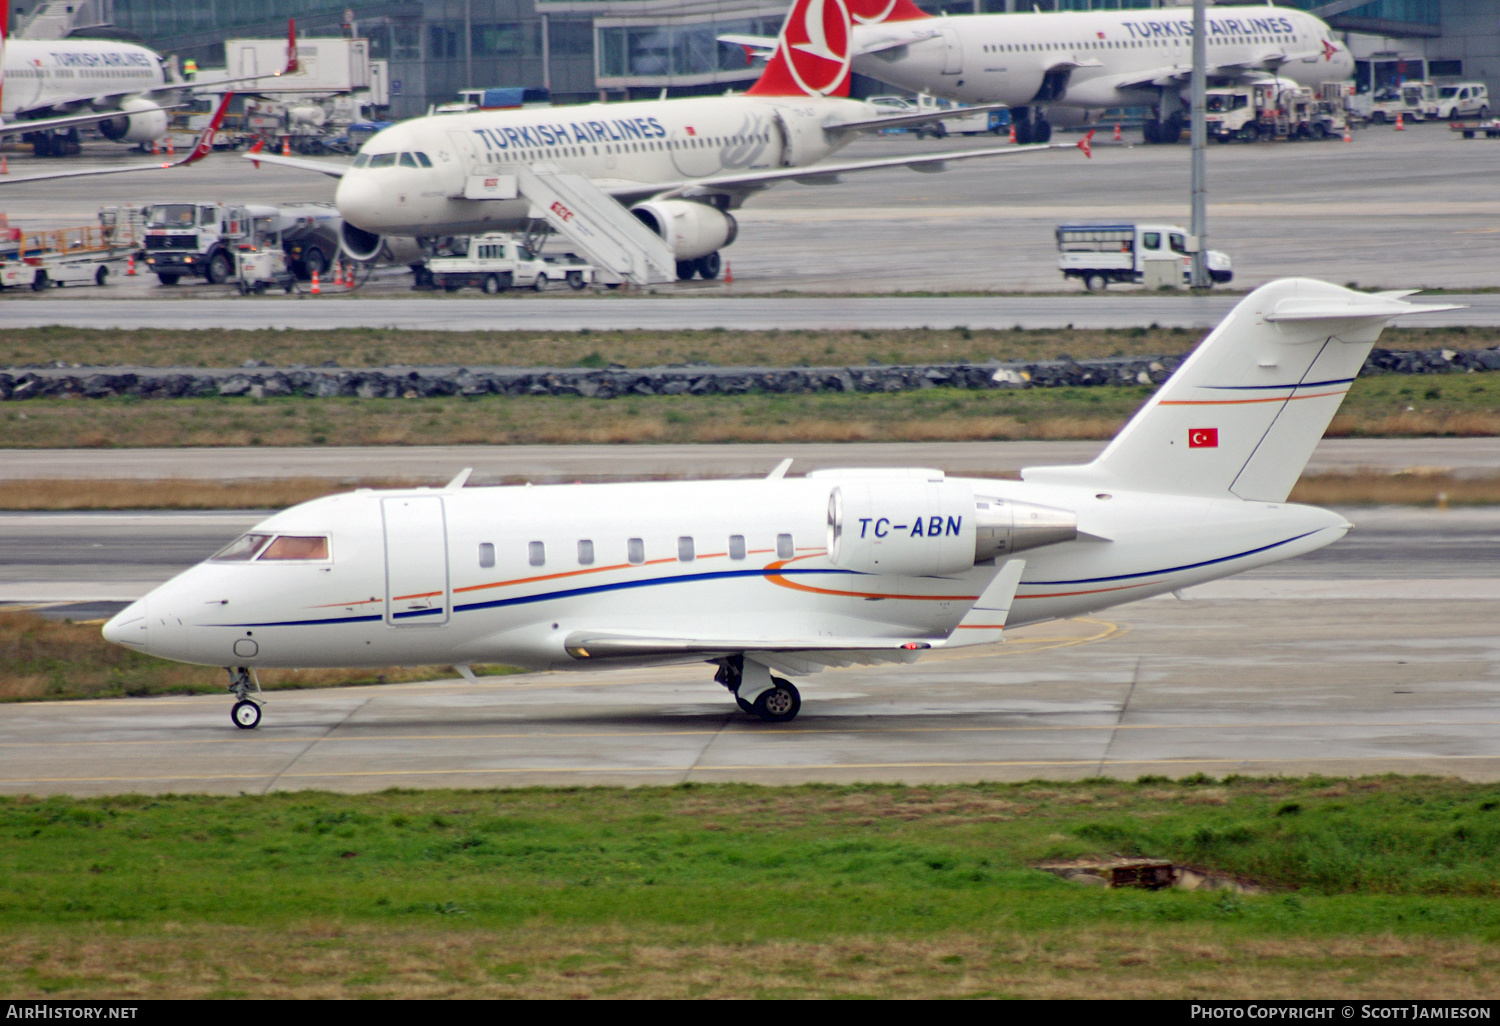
<box><xmin>4</xmin><ymin>778</ymin><xmax>1500</xmax><ymax>996</ymax></box>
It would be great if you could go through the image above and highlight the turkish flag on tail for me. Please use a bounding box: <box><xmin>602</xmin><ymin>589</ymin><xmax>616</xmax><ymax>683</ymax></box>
<box><xmin>1189</xmin><ymin>428</ymin><xmax>1219</xmax><ymax>449</ymax></box>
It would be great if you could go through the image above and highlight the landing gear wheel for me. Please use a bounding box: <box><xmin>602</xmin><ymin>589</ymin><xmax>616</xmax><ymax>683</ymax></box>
<box><xmin>676</xmin><ymin>260</ymin><xmax>698</xmax><ymax>281</ymax></box>
<box><xmin>532</xmin><ymin>273</ymin><xmax>547</xmax><ymax>292</ymax></box>
<box><xmin>752</xmin><ymin>678</ymin><xmax>801</xmax><ymax>723</ymax></box>
<box><xmin>1033</xmin><ymin>119</ymin><xmax>1052</xmax><ymax>143</ymax></box>
<box><xmin>695</xmin><ymin>252</ymin><xmax>721</xmax><ymax>280</ymax></box>
<box><xmin>1084</xmin><ymin>273</ymin><xmax>1107</xmax><ymax>293</ymax></box>
<box><xmin>1142</xmin><ymin>120</ymin><xmax>1161</xmax><ymax>145</ymax></box>
<box><xmin>481</xmin><ymin>274</ymin><xmax>501</xmax><ymax>294</ymax></box>
<box><xmin>232</xmin><ymin>700</ymin><xmax>261</xmax><ymax>730</ymax></box>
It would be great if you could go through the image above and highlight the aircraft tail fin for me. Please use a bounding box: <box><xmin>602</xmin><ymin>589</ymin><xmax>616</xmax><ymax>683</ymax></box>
<box><xmin>746</xmin><ymin>0</ymin><xmax>854</xmax><ymax>97</ymax></box>
<box><xmin>1022</xmin><ymin>279</ymin><xmax>1463</xmax><ymax>502</ymax></box>
<box><xmin>283</xmin><ymin>19</ymin><xmax>299</xmax><ymax>75</ymax></box>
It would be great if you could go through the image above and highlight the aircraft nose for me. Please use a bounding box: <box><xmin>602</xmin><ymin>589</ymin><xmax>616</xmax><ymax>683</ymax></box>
<box><xmin>334</xmin><ymin>172</ymin><xmax>385</xmax><ymax>230</ymax></box>
<box><xmin>102</xmin><ymin>597</ymin><xmax>149</xmax><ymax>648</ymax></box>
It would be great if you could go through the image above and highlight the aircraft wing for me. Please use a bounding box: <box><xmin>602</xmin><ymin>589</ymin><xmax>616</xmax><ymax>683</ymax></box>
<box><xmin>852</xmin><ymin>27</ymin><xmax>944</xmax><ymax>56</ymax></box>
<box><xmin>716</xmin><ymin>33</ymin><xmax>776</xmax><ymax>59</ymax></box>
<box><xmin>1115</xmin><ymin>54</ymin><xmax>1289</xmax><ymax>91</ymax></box>
<box><xmin>563</xmin><ymin>631</ymin><xmax>934</xmax><ymax>660</ymax></box>
<box><xmin>0</xmin><ymin>102</ymin><xmax>188</xmax><ymax>139</ymax></box>
<box><xmin>0</xmin><ymin>93</ymin><xmax>234</xmax><ymax>185</ymax></box>
<box><xmin>823</xmin><ymin>102</ymin><xmax>1010</xmax><ymax>135</ymax></box>
<box><xmin>609</xmin><ymin>133</ymin><xmax>1091</xmax><ymax>206</ymax></box>
<box><xmin>241</xmin><ymin>143</ymin><xmax>350</xmax><ymax>177</ymax></box>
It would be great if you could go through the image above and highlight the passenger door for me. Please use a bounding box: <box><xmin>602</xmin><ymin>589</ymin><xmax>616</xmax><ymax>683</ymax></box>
<box><xmin>382</xmin><ymin>496</ymin><xmax>450</xmax><ymax>626</ymax></box>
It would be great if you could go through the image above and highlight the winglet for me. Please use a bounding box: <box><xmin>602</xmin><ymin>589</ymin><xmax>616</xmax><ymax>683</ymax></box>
<box><xmin>453</xmin><ymin>664</ymin><xmax>479</xmax><ymax>684</ymax></box>
<box><xmin>247</xmin><ymin>137</ymin><xmax>264</xmax><ymax>168</ymax></box>
<box><xmin>940</xmin><ymin>559</ymin><xmax>1026</xmax><ymax>648</ymax></box>
<box><xmin>766</xmin><ymin>458</ymin><xmax>793</xmax><ymax>480</ymax></box>
<box><xmin>179</xmin><ymin>92</ymin><xmax>234</xmax><ymax>166</ymax></box>
<box><xmin>1078</xmin><ymin>129</ymin><xmax>1094</xmax><ymax>159</ymax></box>
<box><xmin>282</xmin><ymin>19</ymin><xmax>299</xmax><ymax>76</ymax></box>
<box><xmin>445</xmin><ymin>467</ymin><xmax>474</xmax><ymax>490</ymax></box>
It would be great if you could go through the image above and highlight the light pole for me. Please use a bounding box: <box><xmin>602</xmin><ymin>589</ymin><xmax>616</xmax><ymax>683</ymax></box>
<box><xmin>1190</xmin><ymin>0</ymin><xmax>1209</xmax><ymax>289</ymax></box>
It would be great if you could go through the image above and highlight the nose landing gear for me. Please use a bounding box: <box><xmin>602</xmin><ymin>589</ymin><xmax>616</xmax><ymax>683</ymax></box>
<box><xmin>226</xmin><ymin>666</ymin><xmax>263</xmax><ymax>730</ymax></box>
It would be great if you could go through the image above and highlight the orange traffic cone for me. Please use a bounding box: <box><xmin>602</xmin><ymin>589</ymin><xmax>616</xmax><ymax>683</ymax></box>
<box><xmin>281</xmin><ymin>136</ymin><xmax>291</xmax><ymax>155</ymax></box>
<box><xmin>310</xmin><ymin>268</ymin><xmax>321</xmax><ymax>294</ymax></box>
<box><xmin>333</xmin><ymin>262</ymin><xmax>343</xmax><ymax>287</ymax></box>
<box><xmin>151</xmin><ymin>140</ymin><xmax>159</xmax><ymax>155</ymax></box>
<box><xmin>1113</xmin><ymin>122</ymin><xmax>1121</xmax><ymax>142</ymax></box>
<box><xmin>126</xmin><ymin>253</ymin><xmax>136</xmax><ymax>276</ymax></box>
<box><xmin>724</xmin><ymin>261</ymin><xmax>733</xmax><ymax>285</ymax></box>
<box><xmin>166</xmin><ymin>137</ymin><xmax>175</xmax><ymax>156</ymax></box>
<box><xmin>1</xmin><ymin>155</ymin><xmax>7</xmax><ymax>175</ymax></box>
<box><xmin>1343</xmin><ymin>122</ymin><xmax>1352</xmax><ymax>143</ymax></box>
<box><xmin>1395</xmin><ymin>112</ymin><xmax>1404</xmax><ymax>131</ymax></box>
<box><xmin>1008</xmin><ymin>122</ymin><xmax>1016</xmax><ymax>144</ymax></box>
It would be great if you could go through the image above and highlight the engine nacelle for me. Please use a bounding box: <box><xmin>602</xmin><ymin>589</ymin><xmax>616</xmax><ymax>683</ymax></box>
<box><xmin>629</xmin><ymin>200</ymin><xmax>737</xmax><ymax>260</ymax></box>
<box><xmin>98</xmin><ymin>97</ymin><xmax>168</xmax><ymax>143</ymax></box>
<box><xmin>339</xmin><ymin>223</ymin><xmax>424</xmax><ymax>265</ymax></box>
<box><xmin>825</xmin><ymin>473</ymin><xmax>1076</xmax><ymax>577</ymax></box>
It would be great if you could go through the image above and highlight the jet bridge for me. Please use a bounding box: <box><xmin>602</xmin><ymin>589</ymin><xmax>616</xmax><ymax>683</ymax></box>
<box><xmin>465</xmin><ymin>163</ymin><xmax>676</xmax><ymax>285</ymax></box>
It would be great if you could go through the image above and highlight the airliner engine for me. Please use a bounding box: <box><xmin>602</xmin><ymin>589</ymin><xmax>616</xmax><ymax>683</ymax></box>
<box><xmin>339</xmin><ymin>223</ymin><xmax>424</xmax><ymax>265</ymax></box>
<box><xmin>628</xmin><ymin>199</ymin><xmax>737</xmax><ymax>260</ymax></box>
<box><xmin>97</xmin><ymin>97</ymin><xmax>169</xmax><ymax>144</ymax></box>
<box><xmin>826</xmin><ymin>476</ymin><xmax>1077</xmax><ymax>577</ymax></box>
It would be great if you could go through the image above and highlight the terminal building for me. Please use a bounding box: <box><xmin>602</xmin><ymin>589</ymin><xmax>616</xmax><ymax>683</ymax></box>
<box><xmin>12</xmin><ymin>0</ymin><xmax>1496</xmax><ymax>118</ymax></box>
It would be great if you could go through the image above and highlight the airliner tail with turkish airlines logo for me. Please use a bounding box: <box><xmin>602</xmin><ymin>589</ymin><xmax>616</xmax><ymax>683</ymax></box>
<box><xmin>747</xmin><ymin>0</ymin><xmax>856</xmax><ymax>97</ymax></box>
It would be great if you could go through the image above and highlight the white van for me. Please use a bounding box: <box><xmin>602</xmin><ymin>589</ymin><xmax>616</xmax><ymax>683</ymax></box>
<box><xmin>1431</xmin><ymin>82</ymin><xmax>1489</xmax><ymax>120</ymax></box>
<box><xmin>1056</xmin><ymin>223</ymin><xmax>1233</xmax><ymax>291</ymax></box>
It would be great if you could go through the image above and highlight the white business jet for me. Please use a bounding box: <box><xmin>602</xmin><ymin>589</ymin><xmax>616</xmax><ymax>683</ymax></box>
<box><xmin>729</xmin><ymin>1</ymin><xmax>1353</xmax><ymax>146</ymax></box>
<box><xmin>0</xmin><ymin>16</ymin><xmax>300</xmax><ymax>157</ymax></box>
<box><xmin>244</xmin><ymin>0</ymin><xmax>1089</xmax><ymax>282</ymax></box>
<box><xmin>103</xmin><ymin>279</ymin><xmax>1456</xmax><ymax>730</ymax></box>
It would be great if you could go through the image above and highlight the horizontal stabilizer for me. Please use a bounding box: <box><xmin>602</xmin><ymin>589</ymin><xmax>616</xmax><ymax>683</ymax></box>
<box><xmin>1263</xmin><ymin>294</ymin><xmax>1465</xmax><ymax>322</ymax></box>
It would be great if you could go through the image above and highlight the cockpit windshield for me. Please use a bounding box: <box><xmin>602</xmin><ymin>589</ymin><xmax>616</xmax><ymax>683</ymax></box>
<box><xmin>354</xmin><ymin>151</ymin><xmax>432</xmax><ymax>170</ymax></box>
<box><xmin>212</xmin><ymin>533</ymin><xmax>273</xmax><ymax>561</ymax></box>
<box><xmin>210</xmin><ymin>533</ymin><xmax>330</xmax><ymax>562</ymax></box>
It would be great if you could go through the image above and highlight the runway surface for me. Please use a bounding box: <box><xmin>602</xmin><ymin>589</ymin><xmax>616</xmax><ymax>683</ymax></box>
<box><xmin>4</xmin><ymin>292</ymin><xmax>1497</xmax><ymax>331</ymax></box>
<box><xmin>1</xmin><ymin>127</ymin><xmax>1495</xmax><ymax>299</ymax></box>
<box><xmin>1</xmin><ymin>594</ymin><xmax>1498</xmax><ymax>794</ymax></box>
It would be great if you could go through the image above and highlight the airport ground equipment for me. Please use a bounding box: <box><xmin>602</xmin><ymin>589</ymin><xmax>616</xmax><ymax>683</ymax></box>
<box><xmin>425</xmin><ymin>233</ymin><xmax>593</xmax><ymax>293</ymax></box>
<box><xmin>1429</xmin><ymin>82</ymin><xmax>1489</xmax><ymax>121</ymax></box>
<box><xmin>0</xmin><ymin>210</ymin><xmax>139</xmax><ymax>291</ymax></box>
<box><xmin>228</xmin><ymin>207</ymin><xmax>297</xmax><ymax>295</ymax></box>
<box><xmin>1057</xmin><ymin>223</ymin><xmax>1231</xmax><ymax>292</ymax></box>
<box><xmin>1204</xmin><ymin>79</ymin><xmax>1346</xmax><ymax>141</ymax></box>
<box><xmin>1351</xmin><ymin>81</ymin><xmax>1435</xmax><ymax>124</ymax></box>
<box><xmin>1452</xmin><ymin>119</ymin><xmax>1500</xmax><ymax>139</ymax></box>
<box><xmin>869</xmin><ymin>95</ymin><xmax>1007</xmax><ymax>139</ymax></box>
<box><xmin>100</xmin><ymin>279</ymin><xmax>1459</xmax><ymax>729</ymax></box>
<box><xmin>141</xmin><ymin>200</ymin><xmax>340</xmax><ymax>286</ymax></box>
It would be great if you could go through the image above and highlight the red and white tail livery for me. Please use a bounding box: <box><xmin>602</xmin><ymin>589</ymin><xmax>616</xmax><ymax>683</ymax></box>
<box><xmin>748</xmin><ymin>0</ymin><xmax>854</xmax><ymax>97</ymax></box>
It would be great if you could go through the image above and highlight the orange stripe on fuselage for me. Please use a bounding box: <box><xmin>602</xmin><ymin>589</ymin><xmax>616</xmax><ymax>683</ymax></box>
<box><xmin>764</xmin><ymin>553</ymin><xmax>979</xmax><ymax>602</ymax></box>
<box><xmin>1158</xmin><ymin>388</ymin><xmax>1349</xmax><ymax>407</ymax></box>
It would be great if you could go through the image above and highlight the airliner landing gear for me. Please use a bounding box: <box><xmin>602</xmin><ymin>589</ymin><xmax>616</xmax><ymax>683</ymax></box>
<box><xmin>675</xmin><ymin>252</ymin><xmax>722</xmax><ymax>281</ymax></box>
<box><xmin>1010</xmin><ymin>108</ymin><xmax>1051</xmax><ymax>145</ymax></box>
<box><xmin>715</xmin><ymin>655</ymin><xmax>803</xmax><ymax>722</ymax></box>
<box><xmin>226</xmin><ymin>666</ymin><xmax>262</xmax><ymax>730</ymax></box>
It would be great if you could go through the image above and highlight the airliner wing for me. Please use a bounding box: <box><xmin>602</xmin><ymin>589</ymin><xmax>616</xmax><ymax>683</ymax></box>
<box><xmin>0</xmin><ymin>92</ymin><xmax>234</xmax><ymax>185</ymax></box>
<box><xmin>824</xmin><ymin>102</ymin><xmax>1009</xmax><ymax>134</ymax></box>
<box><xmin>563</xmin><ymin>631</ymin><xmax>934</xmax><ymax>660</ymax></box>
<box><xmin>1116</xmin><ymin>54</ymin><xmax>1290</xmax><ymax>91</ymax></box>
<box><xmin>611</xmin><ymin>135</ymin><xmax>1091</xmax><ymax>205</ymax></box>
<box><xmin>717</xmin><ymin>33</ymin><xmax>776</xmax><ymax>58</ymax></box>
<box><xmin>0</xmin><ymin>102</ymin><xmax>188</xmax><ymax>138</ymax></box>
<box><xmin>240</xmin><ymin>143</ymin><xmax>350</xmax><ymax>177</ymax></box>
<box><xmin>852</xmin><ymin>27</ymin><xmax>944</xmax><ymax>56</ymax></box>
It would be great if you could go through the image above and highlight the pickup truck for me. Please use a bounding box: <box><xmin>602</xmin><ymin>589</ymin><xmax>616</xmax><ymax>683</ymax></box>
<box><xmin>426</xmin><ymin>233</ymin><xmax>594</xmax><ymax>293</ymax></box>
<box><xmin>1057</xmin><ymin>223</ymin><xmax>1233</xmax><ymax>291</ymax></box>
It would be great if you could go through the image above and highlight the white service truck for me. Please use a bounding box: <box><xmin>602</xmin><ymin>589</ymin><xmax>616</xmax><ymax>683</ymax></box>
<box><xmin>426</xmin><ymin>233</ymin><xmax>594</xmax><ymax>293</ymax></box>
<box><xmin>141</xmin><ymin>201</ymin><xmax>341</xmax><ymax>285</ymax></box>
<box><xmin>1057</xmin><ymin>223</ymin><xmax>1233</xmax><ymax>292</ymax></box>
<box><xmin>1204</xmin><ymin>79</ymin><xmax>1345</xmax><ymax>141</ymax></box>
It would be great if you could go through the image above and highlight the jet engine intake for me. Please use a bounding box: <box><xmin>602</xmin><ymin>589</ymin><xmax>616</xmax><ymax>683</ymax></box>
<box><xmin>629</xmin><ymin>200</ymin><xmax>737</xmax><ymax>260</ymax></box>
<box><xmin>339</xmin><ymin>224</ymin><xmax>424</xmax><ymax>265</ymax></box>
<box><xmin>98</xmin><ymin>97</ymin><xmax>168</xmax><ymax>143</ymax></box>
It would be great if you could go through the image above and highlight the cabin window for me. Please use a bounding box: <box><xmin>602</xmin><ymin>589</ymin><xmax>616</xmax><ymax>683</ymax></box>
<box><xmin>678</xmin><ymin>536</ymin><xmax>695</xmax><ymax>563</ymax></box>
<box><xmin>777</xmin><ymin>534</ymin><xmax>794</xmax><ymax>560</ymax></box>
<box><xmin>627</xmin><ymin>538</ymin><xmax>645</xmax><ymax>565</ymax></box>
<box><xmin>211</xmin><ymin>533</ymin><xmax>273</xmax><ymax>561</ymax></box>
<box><xmin>528</xmin><ymin>541</ymin><xmax>546</xmax><ymax>566</ymax></box>
<box><xmin>259</xmin><ymin>536</ymin><xmax>330</xmax><ymax>561</ymax></box>
<box><xmin>479</xmin><ymin>542</ymin><xmax>495</xmax><ymax>568</ymax></box>
<box><xmin>578</xmin><ymin>539</ymin><xmax>595</xmax><ymax>565</ymax></box>
<box><xmin>729</xmin><ymin>535</ymin><xmax>746</xmax><ymax>561</ymax></box>
<box><xmin>399</xmin><ymin>152</ymin><xmax>418</xmax><ymax>168</ymax></box>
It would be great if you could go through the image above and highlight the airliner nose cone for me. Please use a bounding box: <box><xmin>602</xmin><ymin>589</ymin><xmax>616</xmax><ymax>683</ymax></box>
<box><xmin>334</xmin><ymin>172</ymin><xmax>384</xmax><ymax>231</ymax></box>
<box><xmin>102</xmin><ymin>598</ymin><xmax>148</xmax><ymax>648</ymax></box>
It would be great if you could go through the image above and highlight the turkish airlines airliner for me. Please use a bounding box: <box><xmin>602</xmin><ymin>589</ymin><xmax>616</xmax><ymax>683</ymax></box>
<box><xmin>244</xmin><ymin>0</ymin><xmax>1088</xmax><ymax>281</ymax></box>
<box><xmin>847</xmin><ymin>0</ymin><xmax>1354</xmax><ymax>144</ymax></box>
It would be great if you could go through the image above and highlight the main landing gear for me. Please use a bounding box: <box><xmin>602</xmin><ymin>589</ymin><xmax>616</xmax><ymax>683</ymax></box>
<box><xmin>715</xmin><ymin>655</ymin><xmax>802</xmax><ymax>722</ymax></box>
<box><xmin>675</xmin><ymin>251</ymin><xmax>722</xmax><ymax>281</ymax></box>
<box><xmin>226</xmin><ymin>666</ymin><xmax>262</xmax><ymax>729</ymax></box>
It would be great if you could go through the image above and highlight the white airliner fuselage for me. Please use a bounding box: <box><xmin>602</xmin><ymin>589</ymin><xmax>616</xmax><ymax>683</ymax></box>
<box><xmin>0</xmin><ymin>37</ymin><xmax>169</xmax><ymax>151</ymax></box>
<box><xmin>851</xmin><ymin>3</ymin><xmax>1353</xmax><ymax>142</ymax></box>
